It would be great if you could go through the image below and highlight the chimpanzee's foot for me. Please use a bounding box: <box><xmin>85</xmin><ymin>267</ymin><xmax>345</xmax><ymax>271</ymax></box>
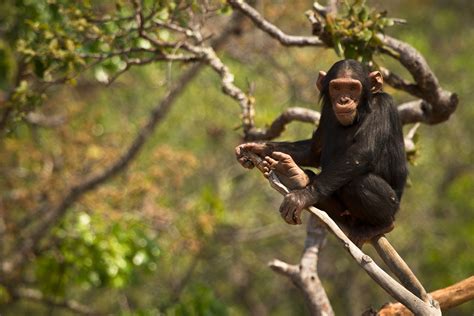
<box><xmin>347</xmin><ymin>222</ymin><xmax>395</xmax><ymax>248</ymax></box>
<box><xmin>261</xmin><ymin>152</ymin><xmax>310</xmax><ymax>190</ymax></box>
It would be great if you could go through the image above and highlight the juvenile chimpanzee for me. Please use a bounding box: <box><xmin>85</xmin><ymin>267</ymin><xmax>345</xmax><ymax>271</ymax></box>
<box><xmin>235</xmin><ymin>59</ymin><xmax>407</xmax><ymax>246</ymax></box>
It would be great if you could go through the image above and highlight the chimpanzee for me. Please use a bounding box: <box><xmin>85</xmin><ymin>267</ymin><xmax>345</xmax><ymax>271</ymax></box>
<box><xmin>235</xmin><ymin>59</ymin><xmax>407</xmax><ymax>246</ymax></box>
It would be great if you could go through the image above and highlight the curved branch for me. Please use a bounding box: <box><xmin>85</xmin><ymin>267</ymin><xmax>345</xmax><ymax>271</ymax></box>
<box><xmin>182</xmin><ymin>43</ymin><xmax>256</xmax><ymax>133</ymax></box>
<box><xmin>397</xmin><ymin>99</ymin><xmax>430</xmax><ymax>125</ymax></box>
<box><xmin>245</xmin><ymin>107</ymin><xmax>320</xmax><ymax>141</ymax></box>
<box><xmin>227</xmin><ymin>0</ymin><xmax>324</xmax><ymax>47</ymax></box>
<box><xmin>380</xmin><ymin>35</ymin><xmax>458</xmax><ymax>124</ymax></box>
<box><xmin>269</xmin><ymin>216</ymin><xmax>334</xmax><ymax>316</ymax></box>
<box><xmin>380</xmin><ymin>67</ymin><xmax>422</xmax><ymax>98</ymax></box>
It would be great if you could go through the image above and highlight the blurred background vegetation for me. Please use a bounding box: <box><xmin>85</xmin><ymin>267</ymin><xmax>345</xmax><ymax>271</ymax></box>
<box><xmin>0</xmin><ymin>0</ymin><xmax>472</xmax><ymax>315</ymax></box>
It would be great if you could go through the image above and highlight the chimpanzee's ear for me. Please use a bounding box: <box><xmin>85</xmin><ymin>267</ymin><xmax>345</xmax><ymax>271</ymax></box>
<box><xmin>369</xmin><ymin>71</ymin><xmax>383</xmax><ymax>93</ymax></box>
<box><xmin>316</xmin><ymin>71</ymin><xmax>327</xmax><ymax>92</ymax></box>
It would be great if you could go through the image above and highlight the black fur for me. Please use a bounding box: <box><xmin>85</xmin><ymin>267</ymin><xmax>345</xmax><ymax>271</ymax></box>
<box><xmin>269</xmin><ymin>60</ymin><xmax>407</xmax><ymax>232</ymax></box>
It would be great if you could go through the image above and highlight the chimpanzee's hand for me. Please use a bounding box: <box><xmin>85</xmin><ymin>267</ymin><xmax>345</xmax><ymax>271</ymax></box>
<box><xmin>234</xmin><ymin>142</ymin><xmax>273</xmax><ymax>169</ymax></box>
<box><xmin>279</xmin><ymin>188</ymin><xmax>316</xmax><ymax>225</ymax></box>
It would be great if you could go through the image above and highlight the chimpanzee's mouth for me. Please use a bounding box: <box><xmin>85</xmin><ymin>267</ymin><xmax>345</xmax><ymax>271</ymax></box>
<box><xmin>335</xmin><ymin>107</ymin><xmax>356</xmax><ymax>114</ymax></box>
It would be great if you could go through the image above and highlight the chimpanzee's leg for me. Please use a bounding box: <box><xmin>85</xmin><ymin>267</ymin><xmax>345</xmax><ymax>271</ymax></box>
<box><xmin>338</xmin><ymin>173</ymin><xmax>399</xmax><ymax>246</ymax></box>
<box><xmin>313</xmin><ymin>194</ymin><xmax>354</xmax><ymax>235</ymax></box>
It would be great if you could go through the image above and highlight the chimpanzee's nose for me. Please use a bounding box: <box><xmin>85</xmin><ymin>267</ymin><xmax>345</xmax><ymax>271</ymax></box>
<box><xmin>339</xmin><ymin>97</ymin><xmax>350</xmax><ymax>104</ymax></box>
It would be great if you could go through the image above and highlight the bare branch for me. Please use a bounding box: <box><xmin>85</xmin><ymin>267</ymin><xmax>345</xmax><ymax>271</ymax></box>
<box><xmin>380</xmin><ymin>67</ymin><xmax>422</xmax><ymax>98</ymax></box>
<box><xmin>182</xmin><ymin>43</ymin><xmax>256</xmax><ymax>133</ymax></box>
<box><xmin>245</xmin><ymin>107</ymin><xmax>320</xmax><ymax>141</ymax></box>
<box><xmin>12</xmin><ymin>287</ymin><xmax>95</xmax><ymax>315</ymax></box>
<box><xmin>269</xmin><ymin>216</ymin><xmax>334</xmax><ymax>316</ymax></box>
<box><xmin>380</xmin><ymin>35</ymin><xmax>458</xmax><ymax>124</ymax></box>
<box><xmin>378</xmin><ymin>276</ymin><xmax>474</xmax><ymax>315</ymax></box>
<box><xmin>227</xmin><ymin>0</ymin><xmax>324</xmax><ymax>47</ymax></box>
<box><xmin>371</xmin><ymin>235</ymin><xmax>429</xmax><ymax>302</ymax></box>
<box><xmin>153</xmin><ymin>20</ymin><xmax>203</xmax><ymax>42</ymax></box>
<box><xmin>397</xmin><ymin>99</ymin><xmax>429</xmax><ymax>125</ymax></box>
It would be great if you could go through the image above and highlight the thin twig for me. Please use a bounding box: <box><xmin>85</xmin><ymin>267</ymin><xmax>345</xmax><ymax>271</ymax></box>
<box><xmin>245</xmin><ymin>107</ymin><xmax>320</xmax><ymax>141</ymax></box>
<box><xmin>227</xmin><ymin>0</ymin><xmax>324</xmax><ymax>47</ymax></box>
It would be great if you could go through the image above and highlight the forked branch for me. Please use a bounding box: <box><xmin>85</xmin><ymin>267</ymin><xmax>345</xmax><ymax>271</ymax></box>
<box><xmin>378</xmin><ymin>276</ymin><xmax>474</xmax><ymax>315</ymax></box>
<box><xmin>269</xmin><ymin>216</ymin><xmax>334</xmax><ymax>316</ymax></box>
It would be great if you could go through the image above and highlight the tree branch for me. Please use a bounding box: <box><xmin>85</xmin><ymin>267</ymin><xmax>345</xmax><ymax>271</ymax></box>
<box><xmin>380</xmin><ymin>67</ymin><xmax>423</xmax><ymax>98</ymax></box>
<box><xmin>269</xmin><ymin>215</ymin><xmax>334</xmax><ymax>316</ymax></box>
<box><xmin>181</xmin><ymin>43</ymin><xmax>256</xmax><ymax>133</ymax></box>
<box><xmin>227</xmin><ymin>0</ymin><xmax>324</xmax><ymax>47</ymax></box>
<box><xmin>380</xmin><ymin>35</ymin><xmax>458</xmax><ymax>124</ymax></box>
<box><xmin>245</xmin><ymin>107</ymin><xmax>320</xmax><ymax>141</ymax></box>
<box><xmin>378</xmin><ymin>276</ymin><xmax>474</xmax><ymax>315</ymax></box>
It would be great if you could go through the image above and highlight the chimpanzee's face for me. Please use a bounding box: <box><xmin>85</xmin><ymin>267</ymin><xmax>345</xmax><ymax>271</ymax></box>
<box><xmin>316</xmin><ymin>68</ymin><xmax>383</xmax><ymax>126</ymax></box>
<box><xmin>328</xmin><ymin>74</ymin><xmax>363</xmax><ymax>126</ymax></box>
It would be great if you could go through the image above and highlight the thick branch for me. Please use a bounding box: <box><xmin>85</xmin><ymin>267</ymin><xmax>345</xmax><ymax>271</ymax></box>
<box><xmin>227</xmin><ymin>0</ymin><xmax>324</xmax><ymax>47</ymax></box>
<box><xmin>371</xmin><ymin>235</ymin><xmax>429</xmax><ymax>302</ymax></box>
<box><xmin>269</xmin><ymin>216</ymin><xmax>334</xmax><ymax>316</ymax></box>
<box><xmin>380</xmin><ymin>35</ymin><xmax>458</xmax><ymax>124</ymax></box>
<box><xmin>380</xmin><ymin>67</ymin><xmax>422</xmax><ymax>98</ymax></box>
<box><xmin>378</xmin><ymin>276</ymin><xmax>474</xmax><ymax>315</ymax></box>
<box><xmin>245</xmin><ymin>107</ymin><xmax>320</xmax><ymax>141</ymax></box>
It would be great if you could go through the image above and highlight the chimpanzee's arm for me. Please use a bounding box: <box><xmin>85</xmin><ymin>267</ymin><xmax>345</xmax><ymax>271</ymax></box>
<box><xmin>267</xmin><ymin>125</ymin><xmax>323</xmax><ymax>167</ymax></box>
<box><xmin>236</xmin><ymin>128</ymin><xmax>323</xmax><ymax>168</ymax></box>
<box><xmin>308</xmin><ymin>141</ymin><xmax>374</xmax><ymax>198</ymax></box>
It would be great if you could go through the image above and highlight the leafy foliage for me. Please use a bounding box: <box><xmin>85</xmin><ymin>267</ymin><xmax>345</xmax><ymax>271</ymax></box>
<box><xmin>323</xmin><ymin>0</ymin><xmax>398</xmax><ymax>61</ymax></box>
<box><xmin>0</xmin><ymin>0</ymin><xmax>225</xmax><ymax>132</ymax></box>
<box><xmin>35</xmin><ymin>212</ymin><xmax>160</xmax><ymax>295</ymax></box>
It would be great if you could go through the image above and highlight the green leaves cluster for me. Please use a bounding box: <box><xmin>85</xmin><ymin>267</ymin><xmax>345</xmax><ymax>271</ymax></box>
<box><xmin>35</xmin><ymin>212</ymin><xmax>160</xmax><ymax>295</ymax></box>
<box><xmin>1</xmin><ymin>0</ymin><xmax>225</xmax><ymax>131</ymax></box>
<box><xmin>324</xmin><ymin>0</ymin><xmax>398</xmax><ymax>62</ymax></box>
